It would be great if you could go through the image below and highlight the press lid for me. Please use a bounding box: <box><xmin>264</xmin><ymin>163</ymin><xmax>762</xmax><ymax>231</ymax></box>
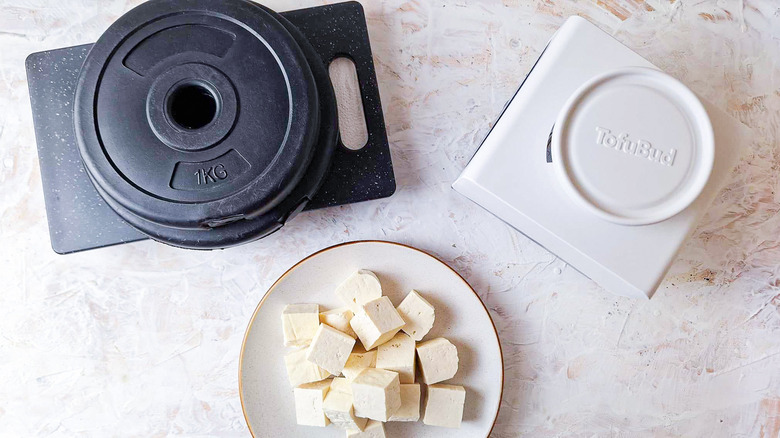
<box><xmin>552</xmin><ymin>67</ymin><xmax>714</xmax><ymax>225</ymax></box>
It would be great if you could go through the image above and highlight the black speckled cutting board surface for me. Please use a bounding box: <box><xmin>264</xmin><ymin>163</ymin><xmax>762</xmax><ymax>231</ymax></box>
<box><xmin>26</xmin><ymin>1</ymin><xmax>395</xmax><ymax>254</ymax></box>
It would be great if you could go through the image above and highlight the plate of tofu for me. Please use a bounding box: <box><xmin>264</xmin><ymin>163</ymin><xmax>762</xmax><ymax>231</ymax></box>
<box><xmin>239</xmin><ymin>240</ymin><xmax>503</xmax><ymax>437</ymax></box>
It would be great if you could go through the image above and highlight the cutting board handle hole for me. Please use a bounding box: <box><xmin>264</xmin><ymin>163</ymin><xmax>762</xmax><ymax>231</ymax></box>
<box><xmin>329</xmin><ymin>57</ymin><xmax>368</xmax><ymax>150</ymax></box>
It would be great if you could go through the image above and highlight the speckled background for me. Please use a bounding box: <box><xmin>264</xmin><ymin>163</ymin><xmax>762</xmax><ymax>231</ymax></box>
<box><xmin>1</xmin><ymin>0</ymin><xmax>779</xmax><ymax>437</ymax></box>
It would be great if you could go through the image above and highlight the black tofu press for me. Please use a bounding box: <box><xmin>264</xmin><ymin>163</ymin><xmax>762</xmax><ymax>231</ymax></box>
<box><xmin>26</xmin><ymin>0</ymin><xmax>395</xmax><ymax>254</ymax></box>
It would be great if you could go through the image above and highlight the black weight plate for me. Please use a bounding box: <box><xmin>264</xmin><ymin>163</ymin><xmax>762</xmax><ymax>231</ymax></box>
<box><xmin>95</xmin><ymin>4</ymin><xmax>339</xmax><ymax>250</ymax></box>
<box><xmin>75</xmin><ymin>0</ymin><xmax>319</xmax><ymax>230</ymax></box>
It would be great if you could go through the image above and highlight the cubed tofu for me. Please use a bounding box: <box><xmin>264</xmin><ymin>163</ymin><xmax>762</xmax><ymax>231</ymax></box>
<box><xmin>351</xmin><ymin>368</ymin><xmax>401</xmax><ymax>422</ymax></box>
<box><xmin>416</xmin><ymin>337</ymin><xmax>459</xmax><ymax>384</ymax></box>
<box><xmin>396</xmin><ymin>290</ymin><xmax>435</xmax><ymax>341</ymax></box>
<box><xmin>342</xmin><ymin>347</ymin><xmax>377</xmax><ymax>381</ymax></box>
<box><xmin>388</xmin><ymin>383</ymin><xmax>421</xmax><ymax>422</ymax></box>
<box><xmin>284</xmin><ymin>347</ymin><xmax>330</xmax><ymax>387</ymax></box>
<box><xmin>294</xmin><ymin>379</ymin><xmax>332</xmax><ymax>427</ymax></box>
<box><xmin>321</xmin><ymin>307</ymin><xmax>357</xmax><ymax>338</ymax></box>
<box><xmin>375</xmin><ymin>332</ymin><xmax>416</xmax><ymax>383</ymax></box>
<box><xmin>306</xmin><ymin>324</ymin><xmax>356</xmax><ymax>375</ymax></box>
<box><xmin>323</xmin><ymin>378</ymin><xmax>368</xmax><ymax>431</ymax></box>
<box><xmin>423</xmin><ymin>384</ymin><xmax>466</xmax><ymax>428</ymax></box>
<box><xmin>282</xmin><ymin>304</ymin><xmax>320</xmax><ymax>347</ymax></box>
<box><xmin>336</xmin><ymin>270</ymin><xmax>383</xmax><ymax>312</ymax></box>
<box><xmin>350</xmin><ymin>297</ymin><xmax>405</xmax><ymax>350</ymax></box>
<box><xmin>346</xmin><ymin>420</ymin><xmax>386</xmax><ymax>437</ymax></box>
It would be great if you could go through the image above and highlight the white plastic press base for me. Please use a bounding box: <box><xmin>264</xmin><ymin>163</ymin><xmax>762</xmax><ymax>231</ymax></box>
<box><xmin>453</xmin><ymin>16</ymin><xmax>749</xmax><ymax>299</ymax></box>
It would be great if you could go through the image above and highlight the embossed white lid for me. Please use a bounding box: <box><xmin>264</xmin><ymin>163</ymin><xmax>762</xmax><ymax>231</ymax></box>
<box><xmin>552</xmin><ymin>67</ymin><xmax>714</xmax><ymax>225</ymax></box>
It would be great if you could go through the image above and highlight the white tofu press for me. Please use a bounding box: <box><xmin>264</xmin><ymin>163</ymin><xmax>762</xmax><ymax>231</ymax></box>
<box><xmin>454</xmin><ymin>16</ymin><xmax>749</xmax><ymax>299</ymax></box>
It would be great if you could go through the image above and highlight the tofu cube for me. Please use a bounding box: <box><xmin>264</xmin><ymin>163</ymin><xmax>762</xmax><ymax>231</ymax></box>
<box><xmin>342</xmin><ymin>347</ymin><xmax>377</xmax><ymax>381</ymax></box>
<box><xmin>282</xmin><ymin>304</ymin><xmax>320</xmax><ymax>347</ymax></box>
<box><xmin>388</xmin><ymin>383</ymin><xmax>421</xmax><ymax>422</ymax></box>
<box><xmin>396</xmin><ymin>290</ymin><xmax>435</xmax><ymax>341</ymax></box>
<box><xmin>375</xmin><ymin>332</ymin><xmax>416</xmax><ymax>383</ymax></box>
<box><xmin>416</xmin><ymin>337</ymin><xmax>459</xmax><ymax>384</ymax></box>
<box><xmin>423</xmin><ymin>384</ymin><xmax>466</xmax><ymax>428</ymax></box>
<box><xmin>350</xmin><ymin>297</ymin><xmax>405</xmax><ymax>350</ymax></box>
<box><xmin>284</xmin><ymin>347</ymin><xmax>331</xmax><ymax>387</ymax></box>
<box><xmin>321</xmin><ymin>307</ymin><xmax>357</xmax><ymax>338</ymax></box>
<box><xmin>336</xmin><ymin>270</ymin><xmax>383</xmax><ymax>312</ymax></box>
<box><xmin>293</xmin><ymin>379</ymin><xmax>332</xmax><ymax>427</ymax></box>
<box><xmin>306</xmin><ymin>324</ymin><xmax>356</xmax><ymax>375</ymax></box>
<box><xmin>351</xmin><ymin>368</ymin><xmax>401</xmax><ymax>422</ymax></box>
<box><xmin>346</xmin><ymin>420</ymin><xmax>386</xmax><ymax>437</ymax></box>
<box><xmin>323</xmin><ymin>378</ymin><xmax>368</xmax><ymax>431</ymax></box>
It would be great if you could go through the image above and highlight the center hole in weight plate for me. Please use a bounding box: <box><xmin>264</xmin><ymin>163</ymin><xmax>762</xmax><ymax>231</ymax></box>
<box><xmin>167</xmin><ymin>82</ymin><xmax>218</xmax><ymax>130</ymax></box>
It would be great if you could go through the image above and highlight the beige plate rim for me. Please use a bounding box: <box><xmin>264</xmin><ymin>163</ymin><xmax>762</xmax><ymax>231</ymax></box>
<box><xmin>237</xmin><ymin>240</ymin><xmax>504</xmax><ymax>437</ymax></box>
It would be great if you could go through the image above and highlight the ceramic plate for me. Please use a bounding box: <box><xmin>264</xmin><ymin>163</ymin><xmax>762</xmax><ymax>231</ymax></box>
<box><xmin>239</xmin><ymin>241</ymin><xmax>503</xmax><ymax>437</ymax></box>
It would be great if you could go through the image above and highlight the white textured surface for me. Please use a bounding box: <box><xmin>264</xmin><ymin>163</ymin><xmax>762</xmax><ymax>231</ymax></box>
<box><xmin>1</xmin><ymin>0</ymin><xmax>779</xmax><ymax>436</ymax></box>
